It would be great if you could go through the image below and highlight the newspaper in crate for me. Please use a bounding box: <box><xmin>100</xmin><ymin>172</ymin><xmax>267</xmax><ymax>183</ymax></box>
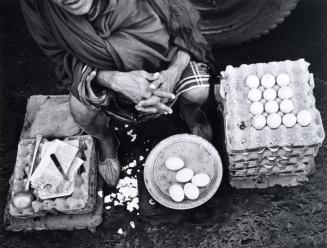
<box><xmin>30</xmin><ymin>139</ymin><xmax>84</xmax><ymax>200</ymax></box>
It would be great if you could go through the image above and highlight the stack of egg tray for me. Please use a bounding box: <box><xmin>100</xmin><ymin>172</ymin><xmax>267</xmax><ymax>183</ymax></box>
<box><xmin>218</xmin><ymin>59</ymin><xmax>325</xmax><ymax>188</ymax></box>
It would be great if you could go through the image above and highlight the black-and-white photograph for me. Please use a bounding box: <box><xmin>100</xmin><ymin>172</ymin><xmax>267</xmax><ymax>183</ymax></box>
<box><xmin>0</xmin><ymin>0</ymin><xmax>326</xmax><ymax>247</ymax></box>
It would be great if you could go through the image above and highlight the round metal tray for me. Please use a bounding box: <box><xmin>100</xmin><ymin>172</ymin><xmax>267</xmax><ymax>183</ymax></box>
<box><xmin>144</xmin><ymin>134</ymin><xmax>223</xmax><ymax>210</ymax></box>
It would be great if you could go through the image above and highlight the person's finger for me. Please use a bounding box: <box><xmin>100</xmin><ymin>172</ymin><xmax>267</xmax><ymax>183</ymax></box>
<box><xmin>138</xmin><ymin>96</ymin><xmax>160</xmax><ymax>107</ymax></box>
<box><xmin>135</xmin><ymin>105</ymin><xmax>158</xmax><ymax>114</ymax></box>
<box><xmin>141</xmin><ymin>91</ymin><xmax>152</xmax><ymax>100</ymax></box>
<box><xmin>138</xmin><ymin>71</ymin><xmax>160</xmax><ymax>81</ymax></box>
<box><xmin>136</xmin><ymin>104</ymin><xmax>172</xmax><ymax>115</ymax></box>
<box><xmin>86</xmin><ymin>70</ymin><xmax>97</xmax><ymax>82</ymax></box>
<box><xmin>152</xmin><ymin>89</ymin><xmax>175</xmax><ymax>100</ymax></box>
<box><xmin>155</xmin><ymin>102</ymin><xmax>173</xmax><ymax>114</ymax></box>
<box><xmin>149</xmin><ymin>75</ymin><xmax>165</xmax><ymax>90</ymax></box>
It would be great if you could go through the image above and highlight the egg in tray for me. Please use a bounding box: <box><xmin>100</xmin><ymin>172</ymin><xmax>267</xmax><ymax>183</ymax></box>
<box><xmin>219</xmin><ymin>59</ymin><xmax>325</xmax><ymax>188</ymax></box>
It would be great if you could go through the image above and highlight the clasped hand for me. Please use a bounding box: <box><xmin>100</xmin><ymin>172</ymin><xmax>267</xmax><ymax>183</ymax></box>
<box><xmin>135</xmin><ymin>69</ymin><xmax>179</xmax><ymax>114</ymax></box>
<box><xmin>97</xmin><ymin>69</ymin><xmax>180</xmax><ymax>114</ymax></box>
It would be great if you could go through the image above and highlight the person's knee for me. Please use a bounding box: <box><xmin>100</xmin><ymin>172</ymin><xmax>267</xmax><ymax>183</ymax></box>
<box><xmin>181</xmin><ymin>87</ymin><xmax>210</xmax><ymax>105</ymax></box>
<box><xmin>69</xmin><ymin>95</ymin><xmax>98</xmax><ymax>127</ymax></box>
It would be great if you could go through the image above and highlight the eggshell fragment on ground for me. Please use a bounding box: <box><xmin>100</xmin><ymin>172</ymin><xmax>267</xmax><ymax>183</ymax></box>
<box><xmin>267</xmin><ymin>113</ymin><xmax>282</xmax><ymax>129</ymax></box>
<box><xmin>297</xmin><ymin>110</ymin><xmax>312</xmax><ymax>126</ymax></box>
<box><xmin>248</xmin><ymin>88</ymin><xmax>262</xmax><ymax>102</ymax></box>
<box><xmin>165</xmin><ymin>157</ymin><xmax>184</xmax><ymax>171</ymax></box>
<box><xmin>192</xmin><ymin>173</ymin><xmax>210</xmax><ymax>187</ymax></box>
<box><xmin>263</xmin><ymin>88</ymin><xmax>277</xmax><ymax>101</ymax></box>
<box><xmin>261</xmin><ymin>74</ymin><xmax>276</xmax><ymax>88</ymax></box>
<box><xmin>252</xmin><ymin>115</ymin><xmax>267</xmax><ymax>130</ymax></box>
<box><xmin>184</xmin><ymin>183</ymin><xmax>200</xmax><ymax>200</ymax></box>
<box><xmin>277</xmin><ymin>73</ymin><xmax>290</xmax><ymax>86</ymax></box>
<box><xmin>246</xmin><ymin>75</ymin><xmax>260</xmax><ymax>88</ymax></box>
<box><xmin>282</xmin><ymin>113</ymin><xmax>297</xmax><ymax>128</ymax></box>
<box><xmin>169</xmin><ymin>184</ymin><xmax>185</xmax><ymax>202</ymax></box>
<box><xmin>280</xmin><ymin>99</ymin><xmax>294</xmax><ymax>113</ymax></box>
<box><xmin>265</xmin><ymin>101</ymin><xmax>279</xmax><ymax>114</ymax></box>
<box><xmin>250</xmin><ymin>102</ymin><xmax>264</xmax><ymax>115</ymax></box>
<box><xmin>176</xmin><ymin>168</ymin><xmax>194</xmax><ymax>183</ymax></box>
<box><xmin>278</xmin><ymin>86</ymin><xmax>293</xmax><ymax>99</ymax></box>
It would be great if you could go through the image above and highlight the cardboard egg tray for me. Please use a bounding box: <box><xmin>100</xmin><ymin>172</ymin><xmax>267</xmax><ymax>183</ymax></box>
<box><xmin>218</xmin><ymin>59</ymin><xmax>325</xmax><ymax>188</ymax></box>
<box><xmin>6</xmin><ymin>135</ymin><xmax>98</xmax><ymax>218</ymax></box>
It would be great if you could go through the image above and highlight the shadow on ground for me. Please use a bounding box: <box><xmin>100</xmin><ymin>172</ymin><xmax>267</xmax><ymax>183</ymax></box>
<box><xmin>0</xmin><ymin>0</ymin><xmax>326</xmax><ymax>247</ymax></box>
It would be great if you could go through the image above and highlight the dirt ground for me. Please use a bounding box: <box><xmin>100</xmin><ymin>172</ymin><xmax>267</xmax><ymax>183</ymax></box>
<box><xmin>0</xmin><ymin>1</ymin><xmax>326</xmax><ymax>247</ymax></box>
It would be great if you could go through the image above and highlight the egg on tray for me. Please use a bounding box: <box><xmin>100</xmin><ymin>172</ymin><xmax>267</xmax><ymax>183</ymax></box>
<box><xmin>169</xmin><ymin>184</ymin><xmax>185</xmax><ymax>202</ymax></box>
<box><xmin>277</xmin><ymin>73</ymin><xmax>290</xmax><ymax>86</ymax></box>
<box><xmin>282</xmin><ymin>113</ymin><xmax>297</xmax><ymax>128</ymax></box>
<box><xmin>278</xmin><ymin>86</ymin><xmax>293</xmax><ymax>99</ymax></box>
<box><xmin>267</xmin><ymin>113</ymin><xmax>282</xmax><ymax>129</ymax></box>
<box><xmin>248</xmin><ymin>88</ymin><xmax>262</xmax><ymax>102</ymax></box>
<box><xmin>252</xmin><ymin>115</ymin><xmax>266</xmax><ymax>130</ymax></box>
<box><xmin>250</xmin><ymin>102</ymin><xmax>264</xmax><ymax>115</ymax></box>
<box><xmin>297</xmin><ymin>110</ymin><xmax>312</xmax><ymax>126</ymax></box>
<box><xmin>246</xmin><ymin>75</ymin><xmax>260</xmax><ymax>88</ymax></box>
<box><xmin>265</xmin><ymin>101</ymin><xmax>279</xmax><ymax>114</ymax></box>
<box><xmin>261</xmin><ymin>74</ymin><xmax>276</xmax><ymax>88</ymax></box>
<box><xmin>165</xmin><ymin>157</ymin><xmax>184</xmax><ymax>171</ymax></box>
<box><xmin>280</xmin><ymin>99</ymin><xmax>294</xmax><ymax>113</ymax></box>
<box><xmin>184</xmin><ymin>183</ymin><xmax>200</xmax><ymax>200</ymax></box>
<box><xmin>263</xmin><ymin>88</ymin><xmax>277</xmax><ymax>101</ymax></box>
<box><xmin>176</xmin><ymin>168</ymin><xmax>194</xmax><ymax>183</ymax></box>
<box><xmin>192</xmin><ymin>173</ymin><xmax>210</xmax><ymax>187</ymax></box>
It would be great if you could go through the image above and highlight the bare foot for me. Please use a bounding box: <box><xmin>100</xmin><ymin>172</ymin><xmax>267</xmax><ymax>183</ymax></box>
<box><xmin>97</xmin><ymin>136</ymin><xmax>121</xmax><ymax>187</ymax></box>
<box><xmin>98</xmin><ymin>157</ymin><xmax>121</xmax><ymax>187</ymax></box>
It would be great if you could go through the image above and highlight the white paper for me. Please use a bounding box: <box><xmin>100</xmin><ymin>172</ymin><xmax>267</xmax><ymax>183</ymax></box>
<box><xmin>30</xmin><ymin>139</ymin><xmax>84</xmax><ymax>200</ymax></box>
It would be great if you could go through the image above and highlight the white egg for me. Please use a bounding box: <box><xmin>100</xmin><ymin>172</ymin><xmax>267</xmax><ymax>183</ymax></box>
<box><xmin>12</xmin><ymin>192</ymin><xmax>33</xmax><ymax>209</ymax></box>
<box><xmin>192</xmin><ymin>173</ymin><xmax>210</xmax><ymax>187</ymax></box>
<box><xmin>252</xmin><ymin>115</ymin><xmax>267</xmax><ymax>130</ymax></box>
<box><xmin>246</xmin><ymin>75</ymin><xmax>260</xmax><ymax>88</ymax></box>
<box><xmin>248</xmin><ymin>89</ymin><xmax>262</xmax><ymax>102</ymax></box>
<box><xmin>250</xmin><ymin>102</ymin><xmax>264</xmax><ymax>115</ymax></box>
<box><xmin>165</xmin><ymin>157</ymin><xmax>184</xmax><ymax>171</ymax></box>
<box><xmin>261</xmin><ymin>74</ymin><xmax>276</xmax><ymax>88</ymax></box>
<box><xmin>277</xmin><ymin>73</ymin><xmax>290</xmax><ymax>86</ymax></box>
<box><xmin>265</xmin><ymin>101</ymin><xmax>279</xmax><ymax>114</ymax></box>
<box><xmin>169</xmin><ymin>184</ymin><xmax>185</xmax><ymax>202</ymax></box>
<box><xmin>297</xmin><ymin>110</ymin><xmax>312</xmax><ymax>126</ymax></box>
<box><xmin>267</xmin><ymin>113</ymin><xmax>282</xmax><ymax>129</ymax></box>
<box><xmin>263</xmin><ymin>88</ymin><xmax>277</xmax><ymax>101</ymax></box>
<box><xmin>176</xmin><ymin>168</ymin><xmax>194</xmax><ymax>183</ymax></box>
<box><xmin>282</xmin><ymin>113</ymin><xmax>297</xmax><ymax>128</ymax></box>
<box><xmin>183</xmin><ymin>183</ymin><xmax>200</xmax><ymax>200</ymax></box>
<box><xmin>278</xmin><ymin>86</ymin><xmax>293</xmax><ymax>99</ymax></box>
<box><xmin>280</xmin><ymin>99</ymin><xmax>294</xmax><ymax>113</ymax></box>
